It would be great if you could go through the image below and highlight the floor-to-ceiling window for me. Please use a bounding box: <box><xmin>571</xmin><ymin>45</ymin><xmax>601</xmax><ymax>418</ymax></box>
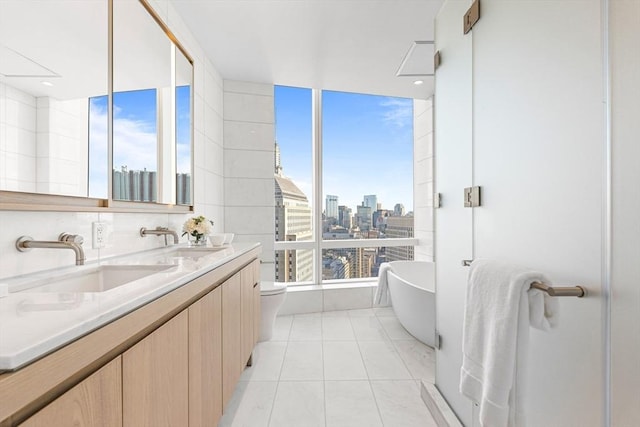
<box><xmin>275</xmin><ymin>86</ymin><xmax>416</xmax><ymax>285</ymax></box>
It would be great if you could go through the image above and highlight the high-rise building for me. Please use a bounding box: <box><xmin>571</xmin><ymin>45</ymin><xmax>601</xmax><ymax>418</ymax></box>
<box><xmin>338</xmin><ymin>205</ymin><xmax>352</xmax><ymax>229</ymax></box>
<box><xmin>394</xmin><ymin>203</ymin><xmax>405</xmax><ymax>216</ymax></box>
<box><xmin>363</xmin><ymin>194</ymin><xmax>377</xmax><ymax>210</ymax></box>
<box><xmin>274</xmin><ymin>146</ymin><xmax>313</xmax><ymax>283</ymax></box>
<box><xmin>326</xmin><ymin>195</ymin><xmax>338</xmax><ymax>220</ymax></box>
<box><xmin>385</xmin><ymin>216</ymin><xmax>414</xmax><ymax>262</ymax></box>
<box><xmin>356</xmin><ymin>204</ymin><xmax>372</xmax><ymax>231</ymax></box>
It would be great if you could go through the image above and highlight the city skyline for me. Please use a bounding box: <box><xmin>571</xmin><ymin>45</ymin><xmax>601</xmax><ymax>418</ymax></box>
<box><xmin>274</xmin><ymin>86</ymin><xmax>414</xmax><ymax>211</ymax></box>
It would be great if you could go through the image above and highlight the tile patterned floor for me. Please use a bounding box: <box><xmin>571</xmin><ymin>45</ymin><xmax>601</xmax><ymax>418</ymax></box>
<box><xmin>219</xmin><ymin>308</ymin><xmax>437</xmax><ymax>427</ymax></box>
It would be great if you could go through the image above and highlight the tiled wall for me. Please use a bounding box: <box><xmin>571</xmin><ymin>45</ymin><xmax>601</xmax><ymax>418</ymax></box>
<box><xmin>223</xmin><ymin>80</ymin><xmax>275</xmax><ymax>281</ymax></box>
<box><xmin>0</xmin><ymin>1</ymin><xmax>225</xmax><ymax>280</ymax></box>
<box><xmin>413</xmin><ymin>98</ymin><xmax>434</xmax><ymax>262</ymax></box>
<box><xmin>36</xmin><ymin>97</ymin><xmax>88</xmax><ymax>196</ymax></box>
<box><xmin>0</xmin><ymin>83</ymin><xmax>37</xmax><ymax>193</ymax></box>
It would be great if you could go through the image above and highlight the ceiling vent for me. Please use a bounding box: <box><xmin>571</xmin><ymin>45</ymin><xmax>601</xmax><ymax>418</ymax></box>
<box><xmin>396</xmin><ymin>41</ymin><xmax>435</xmax><ymax>77</ymax></box>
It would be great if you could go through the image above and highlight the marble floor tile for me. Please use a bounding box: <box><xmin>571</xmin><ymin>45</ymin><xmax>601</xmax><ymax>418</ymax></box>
<box><xmin>289</xmin><ymin>315</ymin><xmax>322</xmax><ymax>341</ymax></box>
<box><xmin>240</xmin><ymin>341</ymin><xmax>287</xmax><ymax>382</ymax></box>
<box><xmin>280</xmin><ymin>341</ymin><xmax>324</xmax><ymax>381</ymax></box>
<box><xmin>271</xmin><ymin>315</ymin><xmax>293</xmax><ymax>341</ymax></box>
<box><xmin>358</xmin><ymin>340</ymin><xmax>413</xmax><ymax>380</ymax></box>
<box><xmin>377</xmin><ymin>316</ymin><xmax>415</xmax><ymax>340</ymax></box>
<box><xmin>350</xmin><ymin>316</ymin><xmax>390</xmax><ymax>341</ymax></box>
<box><xmin>325</xmin><ymin>381</ymin><xmax>383</xmax><ymax>427</ymax></box>
<box><xmin>322</xmin><ymin>316</ymin><xmax>356</xmax><ymax>341</ymax></box>
<box><xmin>269</xmin><ymin>381</ymin><xmax>325</xmax><ymax>427</ymax></box>
<box><xmin>219</xmin><ymin>381</ymin><xmax>277</xmax><ymax>427</ymax></box>
<box><xmin>393</xmin><ymin>339</ymin><xmax>436</xmax><ymax>382</ymax></box>
<box><xmin>373</xmin><ymin>307</ymin><xmax>396</xmax><ymax>317</ymax></box>
<box><xmin>370</xmin><ymin>380</ymin><xmax>438</xmax><ymax>427</ymax></box>
<box><xmin>323</xmin><ymin>341</ymin><xmax>368</xmax><ymax>380</ymax></box>
<box><xmin>347</xmin><ymin>308</ymin><xmax>377</xmax><ymax>317</ymax></box>
<box><xmin>322</xmin><ymin>309</ymin><xmax>351</xmax><ymax>317</ymax></box>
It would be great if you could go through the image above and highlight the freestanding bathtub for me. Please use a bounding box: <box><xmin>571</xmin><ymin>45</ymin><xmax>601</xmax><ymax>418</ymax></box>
<box><xmin>386</xmin><ymin>260</ymin><xmax>436</xmax><ymax>347</ymax></box>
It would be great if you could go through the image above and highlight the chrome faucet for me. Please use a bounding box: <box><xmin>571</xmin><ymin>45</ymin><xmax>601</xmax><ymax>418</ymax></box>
<box><xmin>140</xmin><ymin>227</ymin><xmax>179</xmax><ymax>245</ymax></box>
<box><xmin>16</xmin><ymin>233</ymin><xmax>86</xmax><ymax>266</ymax></box>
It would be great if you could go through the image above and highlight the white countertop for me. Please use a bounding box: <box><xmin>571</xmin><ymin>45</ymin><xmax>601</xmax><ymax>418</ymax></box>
<box><xmin>0</xmin><ymin>242</ymin><xmax>260</xmax><ymax>372</ymax></box>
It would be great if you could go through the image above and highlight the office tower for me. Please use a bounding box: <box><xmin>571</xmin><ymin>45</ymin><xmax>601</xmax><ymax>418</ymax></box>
<box><xmin>326</xmin><ymin>194</ymin><xmax>338</xmax><ymax>220</ymax></box>
<box><xmin>385</xmin><ymin>216</ymin><xmax>414</xmax><ymax>262</ymax></box>
<box><xmin>363</xmin><ymin>194</ymin><xmax>377</xmax><ymax>210</ymax></box>
<box><xmin>274</xmin><ymin>175</ymin><xmax>313</xmax><ymax>282</ymax></box>
<box><xmin>338</xmin><ymin>205</ymin><xmax>352</xmax><ymax>229</ymax></box>
<box><xmin>394</xmin><ymin>203</ymin><xmax>405</xmax><ymax>216</ymax></box>
<box><xmin>356</xmin><ymin>204</ymin><xmax>372</xmax><ymax>231</ymax></box>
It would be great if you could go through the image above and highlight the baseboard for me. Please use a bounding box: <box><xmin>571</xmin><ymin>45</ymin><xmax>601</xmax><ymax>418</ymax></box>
<box><xmin>421</xmin><ymin>381</ymin><xmax>463</xmax><ymax>427</ymax></box>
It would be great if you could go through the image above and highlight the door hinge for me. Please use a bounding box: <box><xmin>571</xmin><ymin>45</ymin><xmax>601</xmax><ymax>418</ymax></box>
<box><xmin>434</xmin><ymin>192</ymin><xmax>442</xmax><ymax>208</ymax></box>
<box><xmin>434</xmin><ymin>332</ymin><xmax>442</xmax><ymax>349</ymax></box>
<box><xmin>434</xmin><ymin>50</ymin><xmax>441</xmax><ymax>70</ymax></box>
<box><xmin>464</xmin><ymin>186</ymin><xmax>481</xmax><ymax>208</ymax></box>
<box><xmin>463</xmin><ymin>0</ymin><xmax>480</xmax><ymax>34</ymax></box>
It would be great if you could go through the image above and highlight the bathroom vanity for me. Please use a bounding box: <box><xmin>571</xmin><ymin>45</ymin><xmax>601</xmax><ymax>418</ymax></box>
<box><xmin>0</xmin><ymin>243</ymin><xmax>261</xmax><ymax>426</ymax></box>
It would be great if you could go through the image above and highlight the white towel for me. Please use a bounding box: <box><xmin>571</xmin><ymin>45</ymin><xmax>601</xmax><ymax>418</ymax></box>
<box><xmin>374</xmin><ymin>262</ymin><xmax>393</xmax><ymax>305</ymax></box>
<box><xmin>459</xmin><ymin>259</ymin><xmax>558</xmax><ymax>427</ymax></box>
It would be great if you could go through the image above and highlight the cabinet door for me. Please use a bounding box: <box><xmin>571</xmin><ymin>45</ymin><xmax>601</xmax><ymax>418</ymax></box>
<box><xmin>240</xmin><ymin>265</ymin><xmax>255</xmax><ymax>363</ymax></box>
<box><xmin>20</xmin><ymin>357</ymin><xmax>122</xmax><ymax>427</ymax></box>
<box><xmin>123</xmin><ymin>311</ymin><xmax>189</xmax><ymax>427</ymax></box>
<box><xmin>189</xmin><ymin>287</ymin><xmax>223</xmax><ymax>427</ymax></box>
<box><xmin>222</xmin><ymin>272</ymin><xmax>242</xmax><ymax>409</ymax></box>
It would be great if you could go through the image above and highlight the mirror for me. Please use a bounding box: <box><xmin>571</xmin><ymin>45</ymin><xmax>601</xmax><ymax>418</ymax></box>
<box><xmin>0</xmin><ymin>0</ymin><xmax>193</xmax><ymax>208</ymax></box>
<box><xmin>0</xmin><ymin>0</ymin><xmax>108</xmax><ymax>197</ymax></box>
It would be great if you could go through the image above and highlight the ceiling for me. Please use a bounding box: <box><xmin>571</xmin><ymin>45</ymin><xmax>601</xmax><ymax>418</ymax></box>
<box><xmin>171</xmin><ymin>0</ymin><xmax>444</xmax><ymax>100</ymax></box>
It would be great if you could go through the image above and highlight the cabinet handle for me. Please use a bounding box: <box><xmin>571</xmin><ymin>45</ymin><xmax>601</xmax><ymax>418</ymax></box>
<box><xmin>253</xmin><ymin>282</ymin><xmax>259</xmax><ymax>288</ymax></box>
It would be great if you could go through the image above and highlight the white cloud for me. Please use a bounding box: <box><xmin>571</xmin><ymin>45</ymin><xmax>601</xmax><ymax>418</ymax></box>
<box><xmin>380</xmin><ymin>97</ymin><xmax>413</xmax><ymax>129</ymax></box>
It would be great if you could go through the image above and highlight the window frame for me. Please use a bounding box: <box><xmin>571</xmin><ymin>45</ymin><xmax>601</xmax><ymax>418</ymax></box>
<box><xmin>274</xmin><ymin>88</ymin><xmax>417</xmax><ymax>285</ymax></box>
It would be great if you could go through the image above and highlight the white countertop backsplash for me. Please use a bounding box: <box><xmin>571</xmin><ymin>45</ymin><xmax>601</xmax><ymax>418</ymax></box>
<box><xmin>0</xmin><ymin>242</ymin><xmax>259</xmax><ymax>372</ymax></box>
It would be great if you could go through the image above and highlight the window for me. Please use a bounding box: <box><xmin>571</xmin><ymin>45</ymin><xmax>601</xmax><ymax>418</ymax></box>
<box><xmin>275</xmin><ymin>87</ymin><xmax>416</xmax><ymax>285</ymax></box>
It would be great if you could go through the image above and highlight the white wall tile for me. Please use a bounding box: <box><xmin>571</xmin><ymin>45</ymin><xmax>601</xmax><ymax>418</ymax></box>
<box><xmin>224</xmin><ymin>149</ymin><xmax>274</xmax><ymax>179</ymax></box>
<box><xmin>323</xmin><ymin>287</ymin><xmax>373</xmax><ymax>311</ymax></box>
<box><xmin>224</xmin><ymin>80</ymin><xmax>273</xmax><ymax>97</ymax></box>
<box><xmin>225</xmin><ymin>177</ymin><xmax>274</xmax><ymax>207</ymax></box>
<box><xmin>224</xmin><ymin>121</ymin><xmax>274</xmax><ymax>151</ymax></box>
<box><xmin>279</xmin><ymin>289</ymin><xmax>323</xmax><ymax>315</ymax></box>
<box><xmin>223</xmin><ymin>92</ymin><xmax>274</xmax><ymax>124</ymax></box>
<box><xmin>224</xmin><ymin>206</ymin><xmax>274</xmax><ymax>235</ymax></box>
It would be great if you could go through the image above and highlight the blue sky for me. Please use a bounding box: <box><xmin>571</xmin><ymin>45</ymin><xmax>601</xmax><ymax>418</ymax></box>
<box><xmin>88</xmin><ymin>87</ymin><xmax>192</xmax><ymax>198</ymax></box>
<box><xmin>275</xmin><ymin>86</ymin><xmax>414</xmax><ymax>213</ymax></box>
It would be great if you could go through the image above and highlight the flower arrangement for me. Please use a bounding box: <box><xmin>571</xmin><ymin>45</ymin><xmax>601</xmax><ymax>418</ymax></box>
<box><xmin>182</xmin><ymin>215</ymin><xmax>213</xmax><ymax>245</ymax></box>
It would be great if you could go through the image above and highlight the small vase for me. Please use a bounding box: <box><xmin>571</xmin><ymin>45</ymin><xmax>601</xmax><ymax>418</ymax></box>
<box><xmin>189</xmin><ymin>233</ymin><xmax>208</xmax><ymax>246</ymax></box>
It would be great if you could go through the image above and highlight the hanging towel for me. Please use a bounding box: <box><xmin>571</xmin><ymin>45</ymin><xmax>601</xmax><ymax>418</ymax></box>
<box><xmin>374</xmin><ymin>262</ymin><xmax>393</xmax><ymax>305</ymax></box>
<box><xmin>459</xmin><ymin>259</ymin><xmax>558</xmax><ymax>427</ymax></box>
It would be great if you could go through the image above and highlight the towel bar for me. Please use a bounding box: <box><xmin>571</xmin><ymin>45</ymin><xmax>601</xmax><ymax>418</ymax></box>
<box><xmin>461</xmin><ymin>259</ymin><xmax>586</xmax><ymax>298</ymax></box>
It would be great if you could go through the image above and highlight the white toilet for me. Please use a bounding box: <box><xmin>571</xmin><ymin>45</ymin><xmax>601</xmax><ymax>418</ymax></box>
<box><xmin>259</xmin><ymin>281</ymin><xmax>287</xmax><ymax>342</ymax></box>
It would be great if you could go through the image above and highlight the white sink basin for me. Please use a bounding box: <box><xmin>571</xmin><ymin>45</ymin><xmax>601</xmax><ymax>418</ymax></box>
<box><xmin>18</xmin><ymin>265</ymin><xmax>174</xmax><ymax>293</ymax></box>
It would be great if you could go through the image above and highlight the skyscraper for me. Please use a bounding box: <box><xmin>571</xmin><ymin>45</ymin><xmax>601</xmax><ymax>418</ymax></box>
<box><xmin>326</xmin><ymin>195</ymin><xmax>338</xmax><ymax>220</ymax></box>
<box><xmin>338</xmin><ymin>205</ymin><xmax>352</xmax><ymax>229</ymax></box>
<box><xmin>394</xmin><ymin>203</ymin><xmax>405</xmax><ymax>216</ymax></box>
<box><xmin>356</xmin><ymin>204</ymin><xmax>372</xmax><ymax>231</ymax></box>
<box><xmin>274</xmin><ymin>141</ymin><xmax>313</xmax><ymax>282</ymax></box>
<box><xmin>363</xmin><ymin>194</ymin><xmax>377</xmax><ymax>210</ymax></box>
<box><xmin>385</xmin><ymin>216</ymin><xmax>414</xmax><ymax>262</ymax></box>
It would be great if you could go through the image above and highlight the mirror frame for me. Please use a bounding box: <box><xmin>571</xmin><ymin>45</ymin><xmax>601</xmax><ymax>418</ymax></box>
<box><xmin>0</xmin><ymin>0</ymin><xmax>194</xmax><ymax>213</ymax></box>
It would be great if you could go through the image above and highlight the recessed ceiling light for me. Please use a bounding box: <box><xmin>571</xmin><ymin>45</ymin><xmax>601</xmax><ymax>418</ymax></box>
<box><xmin>413</xmin><ymin>80</ymin><xmax>424</xmax><ymax>85</ymax></box>
<box><xmin>41</xmin><ymin>81</ymin><xmax>54</xmax><ymax>87</ymax></box>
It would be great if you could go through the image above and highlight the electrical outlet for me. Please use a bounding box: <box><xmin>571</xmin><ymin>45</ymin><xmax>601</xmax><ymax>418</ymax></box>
<box><xmin>92</xmin><ymin>222</ymin><xmax>107</xmax><ymax>249</ymax></box>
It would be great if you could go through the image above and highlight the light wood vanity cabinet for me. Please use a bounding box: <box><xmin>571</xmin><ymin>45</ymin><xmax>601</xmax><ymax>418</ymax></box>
<box><xmin>122</xmin><ymin>311</ymin><xmax>189</xmax><ymax>427</ymax></box>
<box><xmin>221</xmin><ymin>272</ymin><xmax>243</xmax><ymax>409</ymax></box>
<box><xmin>2</xmin><ymin>251</ymin><xmax>261</xmax><ymax>427</ymax></box>
<box><xmin>188</xmin><ymin>286</ymin><xmax>223</xmax><ymax>427</ymax></box>
<box><xmin>19</xmin><ymin>358</ymin><xmax>122</xmax><ymax>427</ymax></box>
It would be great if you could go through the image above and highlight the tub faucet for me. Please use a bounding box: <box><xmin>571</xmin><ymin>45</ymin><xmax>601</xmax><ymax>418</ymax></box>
<box><xmin>140</xmin><ymin>226</ymin><xmax>179</xmax><ymax>245</ymax></box>
<box><xmin>16</xmin><ymin>233</ymin><xmax>86</xmax><ymax>266</ymax></box>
